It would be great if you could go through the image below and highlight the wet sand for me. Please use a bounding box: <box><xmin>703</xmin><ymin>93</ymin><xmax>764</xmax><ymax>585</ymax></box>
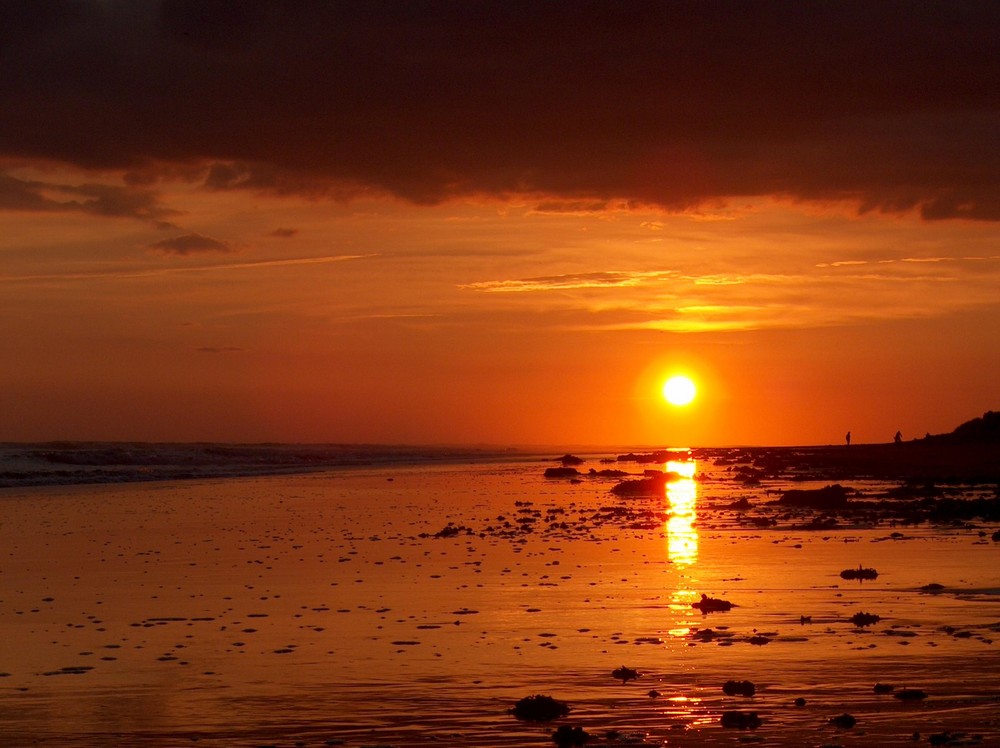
<box><xmin>0</xmin><ymin>449</ymin><xmax>998</xmax><ymax>746</ymax></box>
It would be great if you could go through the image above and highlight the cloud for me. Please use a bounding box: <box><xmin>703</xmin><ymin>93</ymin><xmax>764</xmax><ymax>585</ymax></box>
<box><xmin>462</xmin><ymin>271</ymin><xmax>675</xmax><ymax>293</ymax></box>
<box><xmin>0</xmin><ymin>254</ymin><xmax>375</xmax><ymax>284</ymax></box>
<box><xmin>148</xmin><ymin>233</ymin><xmax>233</xmax><ymax>256</ymax></box>
<box><xmin>0</xmin><ymin>171</ymin><xmax>176</xmax><ymax>223</ymax></box>
<box><xmin>268</xmin><ymin>227</ymin><xmax>298</xmax><ymax>238</ymax></box>
<box><xmin>196</xmin><ymin>346</ymin><xmax>245</xmax><ymax>353</ymax></box>
<box><xmin>0</xmin><ymin>3</ymin><xmax>997</xmax><ymax>219</ymax></box>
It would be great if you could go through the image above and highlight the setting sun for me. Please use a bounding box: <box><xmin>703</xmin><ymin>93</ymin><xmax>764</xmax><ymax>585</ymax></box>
<box><xmin>662</xmin><ymin>375</ymin><xmax>697</xmax><ymax>406</ymax></box>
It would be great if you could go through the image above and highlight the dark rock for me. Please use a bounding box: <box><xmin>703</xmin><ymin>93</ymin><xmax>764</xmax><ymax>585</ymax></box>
<box><xmin>556</xmin><ymin>454</ymin><xmax>584</xmax><ymax>466</ymax></box>
<box><xmin>588</xmin><ymin>468</ymin><xmax>629</xmax><ymax>478</ymax></box>
<box><xmin>431</xmin><ymin>524</ymin><xmax>470</xmax><ymax>538</ymax></box>
<box><xmin>830</xmin><ymin>713</ymin><xmax>857</xmax><ymax>729</ymax></box>
<box><xmin>894</xmin><ymin>688</ymin><xmax>928</xmax><ymax>701</ymax></box>
<box><xmin>551</xmin><ymin>725</ymin><xmax>592</xmax><ymax>747</ymax></box>
<box><xmin>720</xmin><ymin>711</ymin><xmax>761</xmax><ymax>730</ymax></box>
<box><xmin>921</xmin><ymin>583</ymin><xmax>946</xmax><ymax>592</ymax></box>
<box><xmin>850</xmin><ymin>612</ymin><xmax>881</xmax><ymax>627</ymax></box>
<box><xmin>722</xmin><ymin>680</ymin><xmax>756</xmax><ymax>697</ymax></box>
<box><xmin>929</xmin><ymin>731</ymin><xmax>973</xmax><ymax>746</ymax></box>
<box><xmin>691</xmin><ymin>627</ymin><xmax>727</xmax><ymax>642</ymax></box>
<box><xmin>873</xmin><ymin>683</ymin><xmax>895</xmax><ymax>694</ymax></box>
<box><xmin>610</xmin><ymin>473</ymin><xmax>673</xmax><ymax>497</ymax></box>
<box><xmin>840</xmin><ymin>565</ymin><xmax>879</xmax><ymax>580</ymax></box>
<box><xmin>778</xmin><ymin>484</ymin><xmax>850</xmax><ymax>509</ymax></box>
<box><xmin>544</xmin><ymin>467</ymin><xmax>580</xmax><ymax>479</ymax></box>
<box><xmin>793</xmin><ymin>697</ymin><xmax>807</xmax><ymax>707</ymax></box>
<box><xmin>510</xmin><ymin>695</ymin><xmax>571</xmax><ymax>721</ymax></box>
<box><xmin>692</xmin><ymin>594</ymin><xmax>734</xmax><ymax>613</ymax></box>
<box><xmin>611</xmin><ymin>665</ymin><xmax>640</xmax><ymax>683</ymax></box>
<box><xmin>616</xmin><ymin>450</ymin><xmax>674</xmax><ymax>464</ymax></box>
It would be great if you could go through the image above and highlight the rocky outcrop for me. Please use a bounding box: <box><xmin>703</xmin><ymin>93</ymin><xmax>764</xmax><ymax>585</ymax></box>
<box><xmin>776</xmin><ymin>484</ymin><xmax>850</xmax><ymax>509</ymax></box>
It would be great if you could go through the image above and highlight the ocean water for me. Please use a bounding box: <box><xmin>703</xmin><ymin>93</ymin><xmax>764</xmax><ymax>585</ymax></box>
<box><xmin>0</xmin><ymin>449</ymin><xmax>998</xmax><ymax>746</ymax></box>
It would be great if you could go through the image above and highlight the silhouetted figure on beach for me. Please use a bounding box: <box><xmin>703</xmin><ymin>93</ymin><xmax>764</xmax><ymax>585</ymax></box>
<box><xmin>845</xmin><ymin>431</ymin><xmax>851</xmax><ymax>447</ymax></box>
<box><xmin>894</xmin><ymin>430</ymin><xmax>902</xmax><ymax>444</ymax></box>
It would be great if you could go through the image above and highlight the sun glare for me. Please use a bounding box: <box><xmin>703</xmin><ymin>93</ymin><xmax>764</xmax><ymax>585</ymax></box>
<box><xmin>662</xmin><ymin>375</ymin><xmax>697</xmax><ymax>406</ymax></box>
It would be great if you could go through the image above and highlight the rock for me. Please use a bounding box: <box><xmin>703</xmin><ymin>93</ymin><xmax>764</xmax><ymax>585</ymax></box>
<box><xmin>616</xmin><ymin>450</ymin><xmax>674</xmax><ymax>464</ymax></box>
<box><xmin>431</xmin><ymin>524</ymin><xmax>470</xmax><ymax>538</ymax></box>
<box><xmin>551</xmin><ymin>725</ymin><xmax>592</xmax><ymax>746</ymax></box>
<box><xmin>588</xmin><ymin>468</ymin><xmax>629</xmax><ymax>478</ymax></box>
<box><xmin>610</xmin><ymin>473</ymin><xmax>672</xmax><ymax>497</ymax></box>
<box><xmin>850</xmin><ymin>612</ymin><xmax>881</xmax><ymax>627</ymax></box>
<box><xmin>611</xmin><ymin>665</ymin><xmax>640</xmax><ymax>683</ymax></box>
<box><xmin>720</xmin><ymin>711</ymin><xmax>761</xmax><ymax>730</ymax></box>
<box><xmin>556</xmin><ymin>454</ymin><xmax>584</xmax><ymax>466</ymax></box>
<box><xmin>510</xmin><ymin>695</ymin><xmax>571</xmax><ymax>721</ymax></box>
<box><xmin>777</xmin><ymin>484</ymin><xmax>850</xmax><ymax>509</ymax></box>
<box><xmin>692</xmin><ymin>594</ymin><xmax>733</xmax><ymax>613</ymax></box>
<box><xmin>840</xmin><ymin>565</ymin><xmax>879</xmax><ymax>580</ymax></box>
<box><xmin>793</xmin><ymin>697</ymin><xmax>806</xmax><ymax>707</ymax></box>
<box><xmin>921</xmin><ymin>583</ymin><xmax>945</xmax><ymax>592</ymax></box>
<box><xmin>894</xmin><ymin>688</ymin><xmax>928</xmax><ymax>701</ymax></box>
<box><xmin>544</xmin><ymin>467</ymin><xmax>580</xmax><ymax>479</ymax></box>
<box><xmin>830</xmin><ymin>713</ymin><xmax>857</xmax><ymax>729</ymax></box>
<box><xmin>722</xmin><ymin>680</ymin><xmax>756</xmax><ymax>697</ymax></box>
<box><xmin>929</xmin><ymin>731</ymin><xmax>972</xmax><ymax>746</ymax></box>
<box><xmin>873</xmin><ymin>683</ymin><xmax>895</xmax><ymax>694</ymax></box>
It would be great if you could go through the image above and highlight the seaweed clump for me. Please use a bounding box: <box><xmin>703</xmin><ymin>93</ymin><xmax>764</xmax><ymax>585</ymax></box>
<box><xmin>551</xmin><ymin>725</ymin><xmax>592</xmax><ymax>746</ymax></box>
<box><xmin>723</xmin><ymin>680</ymin><xmax>756</xmax><ymax>697</ymax></box>
<box><xmin>692</xmin><ymin>594</ymin><xmax>734</xmax><ymax>613</ymax></box>
<box><xmin>841</xmin><ymin>565</ymin><xmax>879</xmax><ymax>581</ymax></box>
<box><xmin>850</xmin><ymin>612</ymin><xmax>881</xmax><ymax>627</ymax></box>
<box><xmin>720</xmin><ymin>711</ymin><xmax>762</xmax><ymax>729</ymax></box>
<box><xmin>510</xmin><ymin>694</ymin><xmax>570</xmax><ymax>722</ymax></box>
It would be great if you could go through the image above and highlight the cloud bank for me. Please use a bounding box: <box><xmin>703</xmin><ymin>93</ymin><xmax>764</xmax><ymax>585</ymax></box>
<box><xmin>1</xmin><ymin>1</ymin><xmax>997</xmax><ymax>218</ymax></box>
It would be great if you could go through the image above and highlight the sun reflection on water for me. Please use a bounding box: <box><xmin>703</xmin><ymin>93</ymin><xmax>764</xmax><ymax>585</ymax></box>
<box><xmin>666</xmin><ymin>459</ymin><xmax>698</xmax><ymax>567</ymax></box>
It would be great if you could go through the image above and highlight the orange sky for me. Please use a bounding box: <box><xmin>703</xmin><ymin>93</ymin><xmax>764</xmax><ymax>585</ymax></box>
<box><xmin>2</xmin><ymin>3</ymin><xmax>998</xmax><ymax>446</ymax></box>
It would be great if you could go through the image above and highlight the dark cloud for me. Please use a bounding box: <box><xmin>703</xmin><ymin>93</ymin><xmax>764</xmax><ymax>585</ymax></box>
<box><xmin>0</xmin><ymin>1</ymin><xmax>997</xmax><ymax>219</ymax></box>
<box><xmin>149</xmin><ymin>233</ymin><xmax>233</xmax><ymax>255</ymax></box>
<box><xmin>268</xmin><ymin>228</ymin><xmax>298</xmax><ymax>238</ymax></box>
<box><xmin>0</xmin><ymin>171</ymin><xmax>176</xmax><ymax>222</ymax></box>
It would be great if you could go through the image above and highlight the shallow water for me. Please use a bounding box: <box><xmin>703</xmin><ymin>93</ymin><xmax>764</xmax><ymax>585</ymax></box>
<box><xmin>1</xmin><ymin>454</ymin><xmax>998</xmax><ymax>746</ymax></box>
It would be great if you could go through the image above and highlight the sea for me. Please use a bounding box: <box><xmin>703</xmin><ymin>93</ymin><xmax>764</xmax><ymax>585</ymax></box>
<box><xmin>0</xmin><ymin>443</ymin><xmax>998</xmax><ymax>747</ymax></box>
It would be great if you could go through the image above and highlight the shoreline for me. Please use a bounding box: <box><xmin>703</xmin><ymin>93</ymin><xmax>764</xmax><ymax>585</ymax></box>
<box><xmin>1</xmin><ymin>440</ymin><xmax>998</xmax><ymax>490</ymax></box>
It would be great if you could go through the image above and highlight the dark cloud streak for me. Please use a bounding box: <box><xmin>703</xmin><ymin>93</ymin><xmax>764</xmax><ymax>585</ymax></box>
<box><xmin>0</xmin><ymin>171</ymin><xmax>176</xmax><ymax>222</ymax></box>
<box><xmin>148</xmin><ymin>233</ymin><xmax>233</xmax><ymax>255</ymax></box>
<box><xmin>0</xmin><ymin>1</ymin><xmax>997</xmax><ymax>218</ymax></box>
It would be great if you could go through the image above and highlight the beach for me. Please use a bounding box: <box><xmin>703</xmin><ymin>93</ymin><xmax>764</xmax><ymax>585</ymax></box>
<box><xmin>1</xmin><ymin>446</ymin><xmax>998</xmax><ymax>746</ymax></box>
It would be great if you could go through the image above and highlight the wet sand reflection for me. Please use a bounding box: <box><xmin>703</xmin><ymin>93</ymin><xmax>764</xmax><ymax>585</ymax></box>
<box><xmin>666</xmin><ymin>459</ymin><xmax>698</xmax><ymax>567</ymax></box>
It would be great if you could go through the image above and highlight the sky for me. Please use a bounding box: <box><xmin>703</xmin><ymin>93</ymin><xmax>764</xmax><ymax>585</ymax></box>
<box><xmin>1</xmin><ymin>1</ymin><xmax>999</xmax><ymax>447</ymax></box>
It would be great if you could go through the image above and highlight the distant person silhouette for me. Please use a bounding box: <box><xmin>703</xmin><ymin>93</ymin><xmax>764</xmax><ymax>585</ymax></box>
<box><xmin>845</xmin><ymin>431</ymin><xmax>851</xmax><ymax>447</ymax></box>
<box><xmin>894</xmin><ymin>430</ymin><xmax>902</xmax><ymax>444</ymax></box>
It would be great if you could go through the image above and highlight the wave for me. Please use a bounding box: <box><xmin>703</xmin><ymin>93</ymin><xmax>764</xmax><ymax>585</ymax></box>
<box><xmin>0</xmin><ymin>442</ymin><xmax>522</xmax><ymax>488</ymax></box>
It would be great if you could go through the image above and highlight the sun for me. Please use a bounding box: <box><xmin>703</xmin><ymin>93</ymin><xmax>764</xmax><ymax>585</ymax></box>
<box><xmin>662</xmin><ymin>375</ymin><xmax>697</xmax><ymax>406</ymax></box>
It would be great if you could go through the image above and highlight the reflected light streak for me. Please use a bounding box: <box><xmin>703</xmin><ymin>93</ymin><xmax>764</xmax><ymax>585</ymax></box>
<box><xmin>666</xmin><ymin>460</ymin><xmax>698</xmax><ymax>567</ymax></box>
<box><xmin>668</xmin><ymin>588</ymin><xmax>698</xmax><ymax>639</ymax></box>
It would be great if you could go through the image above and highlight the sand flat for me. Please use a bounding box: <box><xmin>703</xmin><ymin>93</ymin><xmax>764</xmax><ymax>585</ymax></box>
<box><xmin>1</xmin><ymin>454</ymin><xmax>998</xmax><ymax>746</ymax></box>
